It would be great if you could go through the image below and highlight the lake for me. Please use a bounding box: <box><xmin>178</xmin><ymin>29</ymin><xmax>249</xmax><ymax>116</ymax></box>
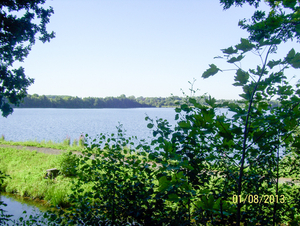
<box><xmin>0</xmin><ymin>108</ymin><xmax>179</xmax><ymax>144</ymax></box>
<box><xmin>0</xmin><ymin>108</ymin><xmax>231</xmax><ymax>144</ymax></box>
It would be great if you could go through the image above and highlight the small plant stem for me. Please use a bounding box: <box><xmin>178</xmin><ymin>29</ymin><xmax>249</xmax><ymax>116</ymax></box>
<box><xmin>237</xmin><ymin>43</ymin><xmax>273</xmax><ymax>226</ymax></box>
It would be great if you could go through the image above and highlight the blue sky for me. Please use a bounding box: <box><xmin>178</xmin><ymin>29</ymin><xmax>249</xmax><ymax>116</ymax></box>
<box><xmin>13</xmin><ymin>0</ymin><xmax>299</xmax><ymax>100</ymax></box>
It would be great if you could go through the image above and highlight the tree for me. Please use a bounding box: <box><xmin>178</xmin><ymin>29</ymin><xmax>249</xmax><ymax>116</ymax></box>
<box><xmin>140</xmin><ymin>0</ymin><xmax>300</xmax><ymax>224</ymax></box>
<box><xmin>0</xmin><ymin>1</ymin><xmax>54</xmax><ymax>222</ymax></box>
<box><xmin>201</xmin><ymin>0</ymin><xmax>300</xmax><ymax>224</ymax></box>
<box><xmin>220</xmin><ymin>0</ymin><xmax>300</xmax><ymax>42</ymax></box>
<box><xmin>0</xmin><ymin>0</ymin><xmax>55</xmax><ymax>117</ymax></box>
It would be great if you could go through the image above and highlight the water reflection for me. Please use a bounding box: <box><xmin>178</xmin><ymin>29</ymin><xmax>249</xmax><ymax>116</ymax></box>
<box><xmin>0</xmin><ymin>193</ymin><xmax>49</xmax><ymax>225</ymax></box>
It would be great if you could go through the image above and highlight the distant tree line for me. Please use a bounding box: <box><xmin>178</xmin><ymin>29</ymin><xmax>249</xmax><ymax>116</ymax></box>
<box><xmin>14</xmin><ymin>94</ymin><xmax>280</xmax><ymax>108</ymax></box>
<box><xmin>15</xmin><ymin>94</ymin><xmax>151</xmax><ymax>108</ymax></box>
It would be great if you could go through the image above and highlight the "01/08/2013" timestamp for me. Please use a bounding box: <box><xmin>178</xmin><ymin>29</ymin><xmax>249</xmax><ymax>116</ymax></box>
<box><xmin>232</xmin><ymin>195</ymin><xmax>285</xmax><ymax>204</ymax></box>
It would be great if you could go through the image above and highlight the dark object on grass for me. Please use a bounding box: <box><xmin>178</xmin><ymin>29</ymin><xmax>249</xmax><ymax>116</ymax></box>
<box><xmin>45</xmin><ymin>168</ymin><xmax>60</xmax><ymax>179</ymax></box>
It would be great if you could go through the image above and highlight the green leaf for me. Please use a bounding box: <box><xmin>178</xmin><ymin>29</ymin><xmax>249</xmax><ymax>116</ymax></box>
<box><xmin>199</xmin><ymin>195</ymin><xmax>215</xmax><ymax>209</ymax></box>
<box><xmin>233</xmin><ymin>69</ymin><xmax>249</xmax><ymax>86</ymax></box>
<box><xmin>181</xmin><ymin>104</ymin><xmax>189</xmax><ymax>110</ymax></box>
<box><xmin>189</xmin><ymin>98</ymin><xmax>197</xmax><ymax>104</ymax></box>
<box><xmin>153</xmin><ymin>131</ymin><xmax>158</xmax><ymax>137</ymax></box>
<box><xmin>158</xmin><ymin>176</ymin><xmax>170</xmax><ymax>192</ymax></box>
<box><xmin>202</xmin><ymin>64</ymin><xmax>221</xmax><ymax>78</ymax></box>
<box><xmin>290</xmin><ymin>52</ymin><xmax>300</xmax><ymax>68</ymax></box>
<box><xmin>147</xmin><ymin>123</ymin><xmax>154</xmax><ymax>129</ymax></box>
<box><xmin>235</xmin><ymin>38</ymin><xmax>255</xmax><ymax>52</ymax></box>
<box><xmin>199</xmin><ymin>189</ymin><xmax>210</xmax><ymax>195</ymax></box>
<box><xmin>205</xmin><ymin>95</ymin><xmax>216</xmax><ymax>107</ymax></box>
<box><xmin>178</xmin><ymin>121</ymin><xmax>191</xmax><ymax>129</ymax></box>
<box><xmin>221</xmin><ymin>46</ymin><xmax>238</xmax><ymax>54</ymax></box>
<box><xmin>175</xmin><ymin>107</ymin><xmax>181</xmax><ymax>113</ymax></box>
<box><xmin>282</xmin><ymin>0</ymin><xmax>297</xmax><ymax>9</ymax></box>
<box><xmin>267</xmin><ymin>59</ymin><xmax>282</xmax><ymax>69</ymax></box>
<box><xmin>168</xmin><ymin>193</ymin><xmax>179</xmax><ymax>202</ymax></box>
<box><xmin>227</xmin><ymin>54</ymin><xmax>244</xmax><ymax>63</ymax></box>
<box><xmin>292</xmin><ymin>140</ymin><xmax>300</xmax><ymax>149</ymax></box>
<box><xmin>295</xmin><ymin>24</ymin><xmax>300</xmax><ymax>35</ymax></box>
<box><xmin>285</xmin><ymin>48</ymin><xmax>296</xmax><ymax>63</ymax></box>
<box><xmin>158</xmin><ymin>137</ymin><xmax>163</xmax><ymax>143</ymax></box>
<box><xmin>213</xmin><ymin>197</ymin><xmax>222</xmax><ymax>209</ymax></box>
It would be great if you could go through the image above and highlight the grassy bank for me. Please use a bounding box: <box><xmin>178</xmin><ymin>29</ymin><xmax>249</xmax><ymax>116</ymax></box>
<box><xmin>0</xmin><ymin>142</ymin><xmax>298</xmax><ymax>208</ymax></box>
<box><xmin>0</xmin><ymin>146</ymin><xmax>76</xmax><ymax>207</ymax></box>
<box><xmin>0</xmin><ymin>141</ymin><xmax>147</xmax><ymax>208</ymax></box>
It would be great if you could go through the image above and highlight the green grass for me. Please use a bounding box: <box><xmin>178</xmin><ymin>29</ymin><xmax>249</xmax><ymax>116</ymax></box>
<box><xmin>0</xmin><ymin>144</ymin><xmax>148</xmax><ymax>208</ymax></box>
<box><xmin>0</xmin><ymin>146</ymin><xmax>76</xmax><ymax>207</ymax></box>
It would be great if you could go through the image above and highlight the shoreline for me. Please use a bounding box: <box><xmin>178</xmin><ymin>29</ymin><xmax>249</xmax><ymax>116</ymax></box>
<box><xmin>0</xmin><ymin>141</ymin><xmax>299</xmax><ymax>225</ymax></box>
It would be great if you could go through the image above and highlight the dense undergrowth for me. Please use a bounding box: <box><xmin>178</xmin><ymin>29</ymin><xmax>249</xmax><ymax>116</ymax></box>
<box><xmin>46</xmin><ymin>122</ymin><xmax>300</xmax><ymax>225</ymax></box>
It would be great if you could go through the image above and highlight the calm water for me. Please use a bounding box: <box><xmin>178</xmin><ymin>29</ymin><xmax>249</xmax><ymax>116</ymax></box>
<box><xmin>0</xmin><ymin>108</ymin><xmax>178</xmax><ymax>144</ymax></box>
<box><xmin>0</xmin><ymin>108</ymin><xmax>232</xmax><ymax>143</ymax></box>
<box><xmin>0</xmin><ymin>193</ymin><xmax>49</xmax><ymax>225</ymax></box>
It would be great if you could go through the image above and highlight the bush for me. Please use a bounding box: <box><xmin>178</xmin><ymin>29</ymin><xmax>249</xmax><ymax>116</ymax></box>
<box><xmin>57</xmin><ymin>152</ymin><xmax>78</xmax><ymax>177</ymax></box>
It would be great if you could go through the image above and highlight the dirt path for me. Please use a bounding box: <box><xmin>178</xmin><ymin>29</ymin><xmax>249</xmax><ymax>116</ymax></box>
<box><xmin>1</xmin><ymin>144</ymin><xmax>298</xmax><ymax>184</ymax></box>
<box><xmin>0</xmin><ymin>144</ymin><xmax>65</xmax><ymax>155</ymax></box>
<box><xmin>0</xmin><ymin>144</ymin><xmax>84</xmax><ymax>156</ymax></box>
